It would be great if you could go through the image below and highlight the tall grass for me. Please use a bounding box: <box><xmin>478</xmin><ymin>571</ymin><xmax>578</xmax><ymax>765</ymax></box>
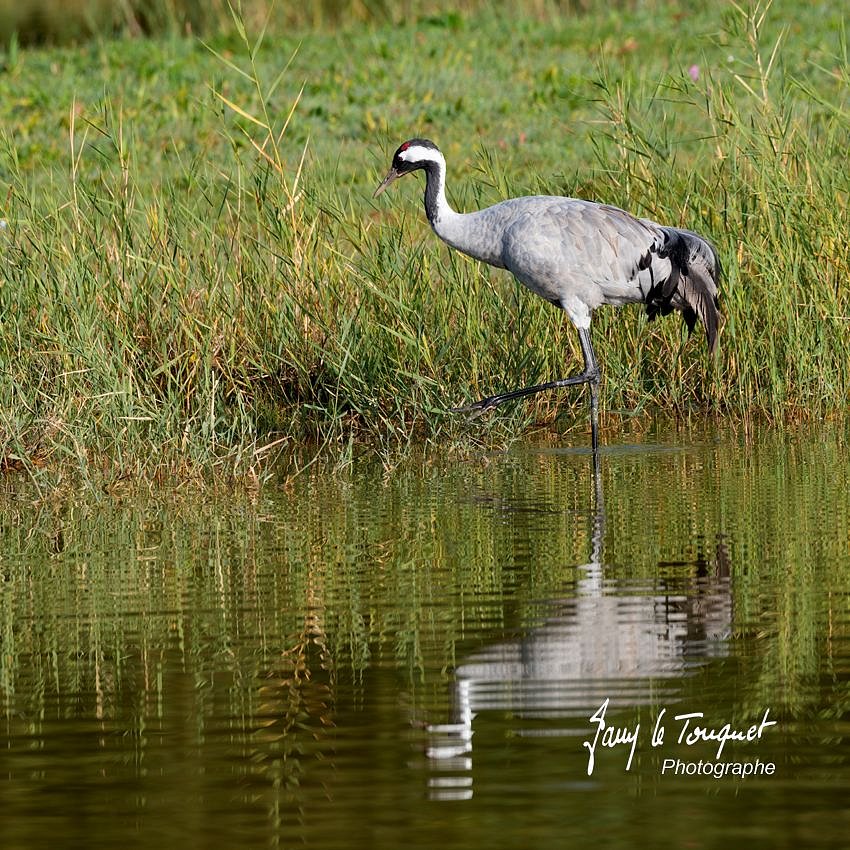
<box><xmin>0</xmin><ymin>1</ymin><xmax>848</xmax><ymax>487</ymax></box>
<box><xmin>586</xmin><ymin>3</ymin><xmax>850</xmax><ymax>420</ymax></box>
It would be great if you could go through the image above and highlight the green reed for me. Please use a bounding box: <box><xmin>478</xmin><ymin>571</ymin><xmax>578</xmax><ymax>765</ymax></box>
<box><xmin>0</xmin><ymin>1</ymin><xmax>848</xmax><ymax>486</ymax></box>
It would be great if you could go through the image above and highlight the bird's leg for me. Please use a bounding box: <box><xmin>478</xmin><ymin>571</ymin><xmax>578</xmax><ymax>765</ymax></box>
<box><xmin>578</xmin><ymin>327</ymin><xmax>601</xmax><ymax>455</ymax></box>
<box><xmin>589</xmin><ymin>380</ymin><xmax>600</xmax><ymax>454</ymax></box>
<box><xmin>453</xmin><ymin>327</ymin><xmax>602</xmax><ymax>448</ymax></box>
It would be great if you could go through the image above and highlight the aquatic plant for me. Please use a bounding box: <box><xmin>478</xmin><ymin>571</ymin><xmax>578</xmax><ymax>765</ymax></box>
<box><xmin>0</xmin><ymin>0</ymin><xmax>848</xmax><ymax>487</ymax></box>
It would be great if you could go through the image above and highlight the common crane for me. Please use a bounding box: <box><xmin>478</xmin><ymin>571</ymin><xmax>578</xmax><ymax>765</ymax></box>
<box><xmin>374</xmin><ymin>139</ymin><xmax>720</xmax><ymax>452</ymax></box>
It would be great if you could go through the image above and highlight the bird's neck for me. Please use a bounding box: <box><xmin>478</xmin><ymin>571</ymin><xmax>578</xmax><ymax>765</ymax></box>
<box><xmin>422</xmin><ymin>159</ymin><xmax>457</xmax><ymax>229</ymax></box>
<box><xmin>421</xmin><ymin>158</ymin><xmax>504</xmax><ymax>267</ymax></box>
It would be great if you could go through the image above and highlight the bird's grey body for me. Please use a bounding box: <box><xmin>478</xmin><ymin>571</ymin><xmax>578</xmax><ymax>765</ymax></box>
<box><xmin>374</xmin><ymin>139</ymin><xmax>721</xmax><ymax>452</ymax></box>
<box><xmin>436</xmin><ymin>196</ymin><xmax>679</xmax><ymax>327</ymax></box>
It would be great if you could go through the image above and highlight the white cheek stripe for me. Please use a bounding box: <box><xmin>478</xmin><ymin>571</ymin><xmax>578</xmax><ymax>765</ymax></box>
<box><xmin>399</xmin><ymin>145</ymin><xmax>441</xmax><ymax>164</ymax></box>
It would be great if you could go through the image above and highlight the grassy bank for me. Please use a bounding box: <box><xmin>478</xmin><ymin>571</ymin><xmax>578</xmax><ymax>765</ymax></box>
<box><xmin>1</xmin><ymin>0</ymin><xmax>849</xmax><ymax>486</ymax></box>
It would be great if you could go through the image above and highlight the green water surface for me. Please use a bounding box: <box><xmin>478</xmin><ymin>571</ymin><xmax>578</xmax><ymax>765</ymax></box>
<box><xmin>1</xmin><ymin>425</ymin><xmax>849</xmax><ymax>848</ymax></box>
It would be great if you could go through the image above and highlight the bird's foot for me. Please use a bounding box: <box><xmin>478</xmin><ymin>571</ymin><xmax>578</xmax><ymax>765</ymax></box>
<box><xmin>449</xmin><ymin>394</ymin><xmax>504</xmax><ymax>416</ymax></box>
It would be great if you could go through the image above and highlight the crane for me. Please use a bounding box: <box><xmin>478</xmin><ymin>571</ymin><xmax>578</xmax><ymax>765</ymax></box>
<box><xmin>373</xmin><ymin>138</ymin><xmax>720</xmax><ymax>453</ymax></box>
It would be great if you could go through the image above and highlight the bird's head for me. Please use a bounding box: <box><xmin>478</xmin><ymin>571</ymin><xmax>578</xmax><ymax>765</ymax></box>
<box><xmin>373</xmin><ymin>139</ymin><xmax>443</xmax><ymax>198</ymax></box>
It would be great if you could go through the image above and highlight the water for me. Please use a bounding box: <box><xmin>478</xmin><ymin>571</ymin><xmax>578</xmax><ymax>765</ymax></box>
<box><xmin>2</xmin><ymin>425</ymin><xmax>849</xmax><ymax>848</ymax></box>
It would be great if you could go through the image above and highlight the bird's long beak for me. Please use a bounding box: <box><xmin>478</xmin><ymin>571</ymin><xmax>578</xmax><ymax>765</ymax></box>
<box><xmin>373</xmin><ymin>167</ymin><xmax>400</xmax><ymax>199</ymax></box>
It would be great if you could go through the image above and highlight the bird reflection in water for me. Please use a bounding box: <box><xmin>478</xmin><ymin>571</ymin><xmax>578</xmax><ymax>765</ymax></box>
<box><xmin>425</xmin><ymin>458</ymin><xmax>732</xmax><ymax>800</ymax></box>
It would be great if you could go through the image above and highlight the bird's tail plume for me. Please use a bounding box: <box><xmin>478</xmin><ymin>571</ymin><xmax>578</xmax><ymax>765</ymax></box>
<box><xmin>646</xmin><ymin>227</ymin><xmax>721</xmax><ymax>354</ymax></box>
